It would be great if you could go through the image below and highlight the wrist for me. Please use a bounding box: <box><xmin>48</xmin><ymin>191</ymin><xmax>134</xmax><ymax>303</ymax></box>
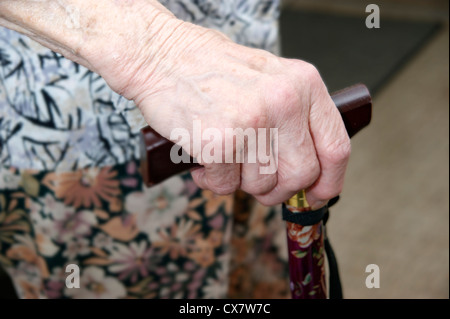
<box><xmin>104</xmin><ymin>19</ymin><xmax>231</xmax><ymax>104</ymax></box>
<box><xmin>83</xmin><ymin>9</ymin><xmax>182</xmax><ymax>99</ymax></box>
<box><xmin>72</xmin><ymin>2</ymin><xmax>226</xmax><ymax>103</ymax></box>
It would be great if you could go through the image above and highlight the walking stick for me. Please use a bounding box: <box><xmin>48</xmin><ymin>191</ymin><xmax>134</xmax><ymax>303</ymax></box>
<box><xmin>139</xmin><ymin>84</ymin><xmax>372</xmax><ymax>299</ymax></box>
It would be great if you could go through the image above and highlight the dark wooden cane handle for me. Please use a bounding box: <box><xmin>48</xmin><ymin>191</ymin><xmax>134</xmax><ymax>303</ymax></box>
<box><xmin>139</xmin><ymin>83</ymin><xmax>372</xmax><ymax>187</ymax></box>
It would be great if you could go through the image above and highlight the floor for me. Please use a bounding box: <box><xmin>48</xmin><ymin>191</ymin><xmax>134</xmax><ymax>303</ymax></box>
<box><xmin>283</xmin><ymin>0</ymin><xmax>449</xmax><ymax>299</ymax></box>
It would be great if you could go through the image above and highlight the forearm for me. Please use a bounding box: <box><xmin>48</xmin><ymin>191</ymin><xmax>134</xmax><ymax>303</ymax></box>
<box><xmin>0</xmin><ymin>1</ymin><xmax>351</xmax><ymax>208</ymax></box>
<box><xmin>0</xmin><ymin>0</ymin><xmax>204</xmax><ymax>97</ymax></box>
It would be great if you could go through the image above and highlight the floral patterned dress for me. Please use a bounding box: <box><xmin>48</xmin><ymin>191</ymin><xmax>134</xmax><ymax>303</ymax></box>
<box><xmin>0</xmin><ymin>0</ymin><xmax>290</xmax><ymax>299</ymax></box>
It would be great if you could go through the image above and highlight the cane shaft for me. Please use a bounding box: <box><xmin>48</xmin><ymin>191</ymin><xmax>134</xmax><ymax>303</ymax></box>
<box><xmin>284</xmin><ymin>85</ymin><xmax>372</xmax><ymax>299</ymax></box>
<box><xmin>286</xmin><ymin>219</ymin><xmax>326</xmax><ymax>299</ymax></box>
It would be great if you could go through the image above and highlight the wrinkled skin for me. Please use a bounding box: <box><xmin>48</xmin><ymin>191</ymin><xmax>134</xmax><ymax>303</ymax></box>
<box><xmin>0</xmin><ymin>0</ymin><xmax>351</xmax><ymax>208</ymax></box>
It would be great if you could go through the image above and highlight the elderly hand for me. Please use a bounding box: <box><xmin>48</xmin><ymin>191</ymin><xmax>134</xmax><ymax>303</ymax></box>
<box><xmin>0</xmin><ymin>0</ymin><xmax>350</xmax><ymax>208</ymax></box>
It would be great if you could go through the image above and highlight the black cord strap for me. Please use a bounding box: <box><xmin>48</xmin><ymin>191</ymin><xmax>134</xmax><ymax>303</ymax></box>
<box><xmin>282</xmin><ymin>196</ymin><xmax>343</xmax><ymax>299</ymax></box>
<box><xmin>324</xmin><ymin>231</ymin><xmax>343</xmax><ymax>299</ymax></box>
<box><xmin>282</xmin><ymin>204</ymin><xmax>328</xmax><ymax>226</ymax></box>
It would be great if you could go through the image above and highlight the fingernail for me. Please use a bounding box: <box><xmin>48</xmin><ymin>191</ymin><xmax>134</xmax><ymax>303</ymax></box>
<box><xmin>311</xmin><ymin>200</ymin><xmax>328</xmax><ymax>211</ymax></box>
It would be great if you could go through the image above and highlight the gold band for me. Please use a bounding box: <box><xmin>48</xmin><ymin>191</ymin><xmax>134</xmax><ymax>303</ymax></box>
<box><xmin>286</xmin><ymin>189</ymin><xmax>310</xmax><ymax>209</ymax></box>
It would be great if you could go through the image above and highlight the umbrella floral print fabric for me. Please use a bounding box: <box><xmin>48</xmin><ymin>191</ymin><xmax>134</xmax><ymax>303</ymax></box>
<box><xmin>0</xmin><ymin>0</ymin><xmax>290</xmax><ymax>298</ymax></box>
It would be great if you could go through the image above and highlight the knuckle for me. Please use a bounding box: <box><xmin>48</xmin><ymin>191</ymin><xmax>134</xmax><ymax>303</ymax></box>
<box><xmin>241</xmin><ymin>175</ymin><xmax>277</xmax><ymax>196</ymax></box>
<box><xmin>289</xmin><ymin>60</ymin><xmax>322</xmax><ymax>86</ymax></box>
<box><xmin>324</xmin><ymin>136</ymin><xmax>352</xmax><ymax>164</ymax></box>
<box><xmin>254</xmin><ymin>195</ymin><xmax>277</xmax><ymax>207</ymax></box>
<box><xmin>206</xmin><ymin>179</ymin><xmax>239</xmax><ymax>196</ymax></box>
<box><xmin>209</xmin><ymin>185</ymin><xmax>236</xmax><ymax>196</ymax></box>
<box><xmin>265</xmin><ymin>78</ymin><xmax>297</xmax><ymax>109</ymax></box>
<box><xmin>286</xmin><ymin>60</ymin><xmax>327</xmax><ymax>105</ymax></box>
<box><xmin>302</xmin><ymin>62</ymin><xmax>322</xmax><ymax>83</ymax></box>
<box><xmin>282</xmin><ymin>160</ymin><xmax>320</xmax><ymax>192</ymax></box>
<box><xmin>314</xmin><ymin>182</ymin><xmax>344</xmax><ymax>201</ymax></box>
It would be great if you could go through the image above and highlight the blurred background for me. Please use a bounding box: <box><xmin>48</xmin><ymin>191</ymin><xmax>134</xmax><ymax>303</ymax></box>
<box><xmin>1</xmin><ymin>0</ymin><xmax>448</xmax><ymax>299</ymax></box>
<box><xmin>280</xmin><ymin>0</ymin><xmax>448</xmax><ymax>298</ymax></box>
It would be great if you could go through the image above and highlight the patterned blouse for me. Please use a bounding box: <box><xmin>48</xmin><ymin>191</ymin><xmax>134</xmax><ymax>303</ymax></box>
<box><xmin>0</xmin><ymin>0</ymin><xmax>290</xmax><ymax>299</ymax></box>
